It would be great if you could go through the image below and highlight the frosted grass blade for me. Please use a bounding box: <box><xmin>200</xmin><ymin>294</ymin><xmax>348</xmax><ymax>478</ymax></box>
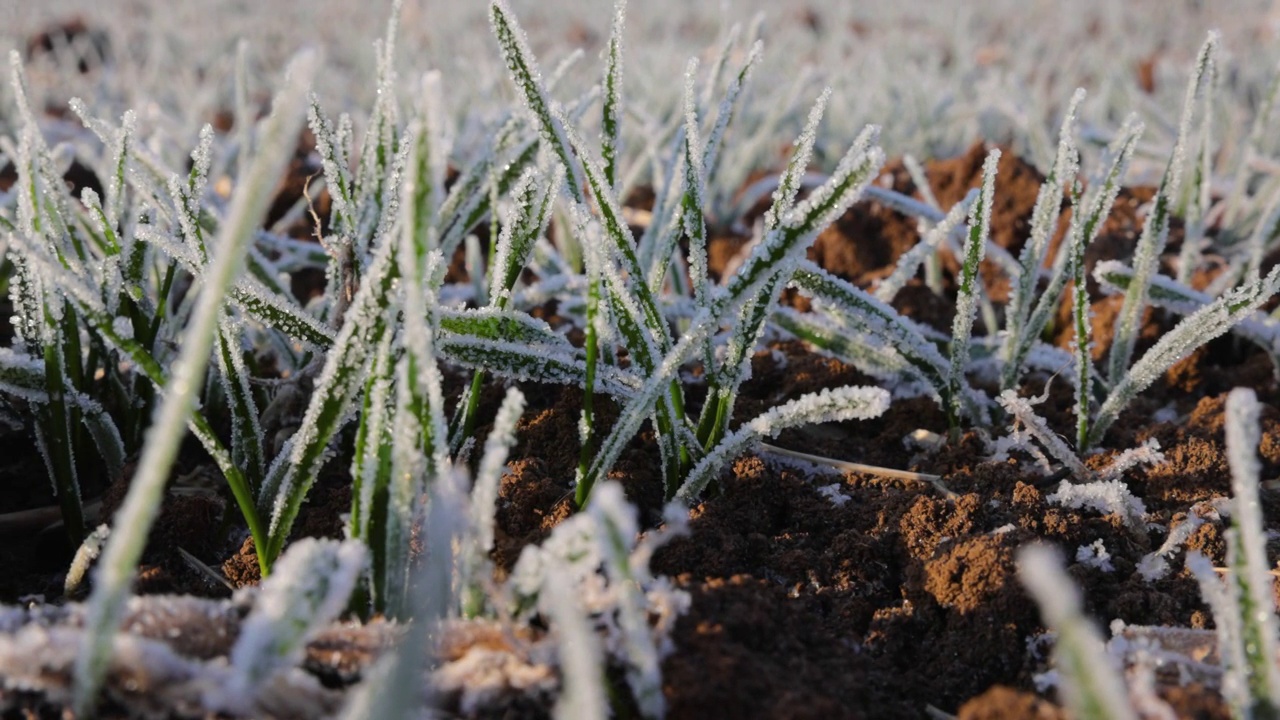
<box><xmin>1089</xmin><ymin>266</ymin><xmax>1280</xmax><ymax>445</ymax></box>
<box><xmin>1093</xmin><ymin>260</ymin><xmax>1280</xmax><ymax>364</ymax></box>
<box><xmin>1223</xmin><ymin>388</ymin><xmax>1280</xmax><ymax>713</ymax></box>
<box><xmin>677</xmin><ymin>386</ymin><xmax>889</xmax><ymax>502</ymax></box>
<box><xmin>224</xmin><ymin>539</ymin><xmax>366</xmax><ymax>708</ymax></box>
<box><xmin>1107</xmin><ymin>33</ymin><xmax>1217</xmax><ymax>385</ymax></box>
<box><xmin>1013</xmin><ymin>114</ymin><xmax>1143</xmax><ymax>385</ymax></box>
<box><xmin>600</xmin><ymin>0</ymin><xmax>626</xmax><ymax>190</ymax></box>
<box><xmin>1000</xmin><ymin>89</ymin><xmax>1083</xmax><ymax>389</ymax></box>
<box><xmin>947</xmin><ymin>149</ymin><xmax>999</xmax><ymax>438</ymax></box>
<box><xmin>73</xmin><ymin>49</ymin><xmax>318</xmax><ymax>717</ymax></box>
<box><xmin>789</xmin><ymin>262</ymin><xmax>950</xmax><ymax>398</ymax></box>
<box><xmin>489</xmin><ymin>1</ymin><xmax>585</xmax><ymax>205</ymax></box>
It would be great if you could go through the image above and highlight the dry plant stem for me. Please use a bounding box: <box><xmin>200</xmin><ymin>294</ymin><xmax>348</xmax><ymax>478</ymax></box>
<box><xmin>758</xmin><ymin>442</ymin><xmax>957</xmax><ymax>498</ymax></box>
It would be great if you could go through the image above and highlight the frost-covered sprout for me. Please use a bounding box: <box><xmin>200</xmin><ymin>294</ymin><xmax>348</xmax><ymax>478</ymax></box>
<box><xmin>226</xmin><ymin>539</ymin><xmax>367</xmax><ymax>705</ymax></box>
<box><xmin>946</xmin><ymin>148</ymin><xmax>998</xmax><ymax>439</ymax></box>
<box><xmin>1089</xmin><ymin>266</ymin><xmax>1280</xmax><ymax>445</ymax></box>
<box><xmin>1106</xmin><ymin>32</ymin><xmax>1218</xmax><ymax>386</ymax></box>
<box><xmin>1222</xmin><ymin>388</ymin><xmax>1280</xmax><ymax>715</ymax></box>
<box><xmin>1018</xmin><ymin>544</ymin><xmax>1138</xmax><ymax>720</ymax></box>
<box><xmin>511</xmin><ymin>480</ymin><xmax>689</xmax><ymax>718</ymax></box>
<box><xmin>73</xmin><ymin>49</ymin><xmax>319</xmax><ymax>717</ymax></box>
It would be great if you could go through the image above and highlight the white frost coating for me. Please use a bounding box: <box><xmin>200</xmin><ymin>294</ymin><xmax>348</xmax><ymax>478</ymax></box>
<box><xmin>996</xmin><ymin>388</ymin><xmax>1089</xmax><ymax>477</ymax></box>
<box><xmin>1075</xmin><ymin>540</ymin><xmax>1114</xmax><ymax>572</ymax></box>
<box><xmin>676</xmin><ymin>386</ymin><xmax>889</xmax><ymax>502</ymax></box>
<box><xmin>1017</xmin><ymin>545</ymin><xmax>1139</xmax><ymax>720</ymax></box>
<box><xmin>1096</xmin><ymin>438</ymin><xmax>1165</xmax><ymax>482</ymax></box>
<box><xmin>223</xmin><ymin>538</ymin><xmax>365</xmax><ymax>709</ymax></box>
<box><xmin>1223</xmin><ymin>388</ymin><xmax>1280</xmax><ymax>706</ymax></box>
<box><xmin>817</xmin><ymin>484</ymin><xmax>850</xmax><ymax>507</ymax></box>
<box><xmin>1047</xmin><ymin>478</ymin><xmax>1147</xmax><ymax>534</ymax></box>
<box><xmin>1137</xmin><ymin>500</ymin><xmax>1223</xmax><ymax>581</ymax></box>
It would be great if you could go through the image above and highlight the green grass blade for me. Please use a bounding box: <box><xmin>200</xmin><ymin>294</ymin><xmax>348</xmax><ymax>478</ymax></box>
<box><xmin>947</xmin><ymin>149</ymin><xmax>999</xmax><ymax>437</ymax></box>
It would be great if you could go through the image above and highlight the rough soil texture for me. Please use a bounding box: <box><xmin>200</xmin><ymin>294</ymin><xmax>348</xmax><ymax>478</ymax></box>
<box><xmin>3</xmin><ymin>135</ymin><xmax>1277</xmax><ymax>719</ymax></box>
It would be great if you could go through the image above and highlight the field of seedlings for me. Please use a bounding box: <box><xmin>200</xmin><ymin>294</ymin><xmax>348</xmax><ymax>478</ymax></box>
<box><xmin>3</xmin><ymin>0</ymin><xmax>1280</xmax><ymax>717</ymax></box>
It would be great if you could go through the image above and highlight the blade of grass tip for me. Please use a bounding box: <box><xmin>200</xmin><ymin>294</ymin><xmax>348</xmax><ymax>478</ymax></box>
<box><xmin>1090</xmin><ymin>265</ymin><xmax>1280</xmax><ymax>445</ymax></box>
<box><xmin>680</xmin><ymin>59</ymin><xmax>710</xmax><ymax>317</ymax></box>
<box><xmin>1223</xmin><ymin>388</ymin><xmax>1280</xmax><ymax>711</ymax></box>
<box><xmin>1018</xmin><ymin>544</ymin><xmax>1138</xmax><ymax>720</ymax></box>
<box><xmin>1175</xmin><ymin>77</ymin><xmax>1215</xmax><ymax>287</ymax></box>
<box><xmin>308</xmin><ymin>96</ymin><xmax>356</xmax><ymax>237</ymax></box>
<box><xmin>1107</xmin><ymin>32</ymin><xmax>1217</xmax><ymax>385</ymax></box>
<box><xmin>701</xmin><ymin>39</ymin><xmax>763</xmax><ymax>188</ymax></box>
<box><xmin>601</xmin><ymin>0</ymin><xmax>625</xmax><ymax>191</ymax></box>
<box><xmin>72</xmin><ymin>49</ymin><xmax>317</xmax><ymax>717</ymax></box>
<box><xmin>947</xmin><ymin>149</ymin><xmax>999</xmax><ymax>441</ymax></box>
<box><xmin>1001</xmin><ymin>89</ymin><xmax>1083</xmax><ymax>390</ymax></box>
<box><xmin>489</xmin><ymin>0</ymin><xmax>585</xmax><ymax>205</ymax></box>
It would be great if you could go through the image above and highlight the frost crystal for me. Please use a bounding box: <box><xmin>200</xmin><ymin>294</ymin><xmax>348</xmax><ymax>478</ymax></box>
<box><xmin>1075</xmin><ymin>540</ymin><xmax>1114</xmax><ymax>572</ymax></box>
<box><xmin>1047</xmin><ymin>478</ymin><xmax>1147</xmax><ymax>534</ymax></box>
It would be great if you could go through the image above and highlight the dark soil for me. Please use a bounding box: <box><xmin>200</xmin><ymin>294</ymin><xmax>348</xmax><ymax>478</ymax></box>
<box><xmin>4</xmin><ymin>135</ymin><xmax>1276</xmax><ymax>719</ymax></box>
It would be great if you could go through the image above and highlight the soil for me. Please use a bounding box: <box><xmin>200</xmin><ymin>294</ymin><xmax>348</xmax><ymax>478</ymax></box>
<box><xmin>3</xmin><ymin>132</ymin><xmax>1277</xmax><ymax>719</ymax></box>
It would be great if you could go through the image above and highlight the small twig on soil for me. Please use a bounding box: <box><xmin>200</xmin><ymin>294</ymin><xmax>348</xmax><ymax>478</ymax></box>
<box><xmin>0</xmin><ymin>499</ymin><xmax>103</xmax><ymax>536</ymax></box>
<box><xmin>176</xmin><ymin>546</ymin><xmax>236</xmax><ymax>592</ymax></box>
<box><xmin>758</xmin><ymin>442</ymin><xmax>958</xmax><ymax>499</ymax></box>
<box><xmin>1212</xmin><ymin>566</ymin><xmax>1280</xmax><ymax>578</ymax></box>
<box><xmin>924</xmin><ymin>704</ymin><xmax>958</xmax><ymax>720</ymax></box>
